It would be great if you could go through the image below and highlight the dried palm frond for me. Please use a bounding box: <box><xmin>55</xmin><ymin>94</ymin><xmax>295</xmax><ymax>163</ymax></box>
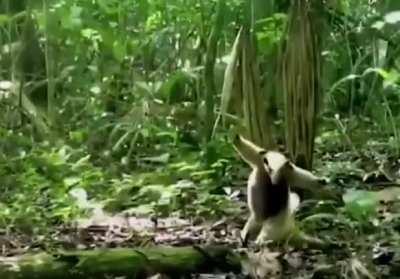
<box><xmin>218</xmin><ymin>27</ymin><xmax>274</xmax><ymax>149</ymax></box>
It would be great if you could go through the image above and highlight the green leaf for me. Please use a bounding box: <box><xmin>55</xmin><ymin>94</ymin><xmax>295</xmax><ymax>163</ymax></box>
<box><xmin>0</xmin><ymin>14</ymin><xmax>10</xmax><ymax>26</ymax></box>
<box><xmin>81</xmin><ymin>28</ymin><xmax>100</xmax><ymax>40</ymax></box>
<box><xmin>71</xmin><ymin>155</ymin><xmax>91</xmax><ymax>170</ymax></box>
<box><xmin>60</xmin><ymin>5</ymin><xmax>83</xmax><ymax>30</ymax></box>
<box><xmin>371</xmin><ymin>68</ymin><xmax>400</xmax><ymax>86</ymax></box>
<box><xmin>159</xmin><ymin>71</ymin><xmax>192</xmax><ymax>103</ymax></box>
<box><xmin>141</xmin><ymin>153</ymin><xmax>170</xmax><ymax>164</ymax></box>
<box><xmin>113</xmin><ymin>40</ymin><xmax>127</xmax><ymax>63</ymax></box>
<box><xmin>97</xmin><ymin>0</ymin><xmax>119</xmax><ymax>14</ymax></box>
<box><xmin>343</xmin><ymin>190</ymin><xmax>378</xmax><ymax>221</ymax></box>
<box><xmin>384</xmin><ymin>11</ymin><xmax>400</xmax><ymax>24</ymax></box>
<box><xmin>64</xmin><ymin>176</ymin><xmax>80</xmax><ymax>187</ymax></box>
<box><xmin>99</xmin><ymin>29</ymin><xmax>115</xmax><ymax>49</ymax></box>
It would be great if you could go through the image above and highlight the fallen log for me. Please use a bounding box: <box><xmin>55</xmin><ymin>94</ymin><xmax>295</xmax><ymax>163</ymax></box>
<box><xmin>0</xmin><ymin>245</ymin><xmax>242</xmax><ymax>279</ymax></box>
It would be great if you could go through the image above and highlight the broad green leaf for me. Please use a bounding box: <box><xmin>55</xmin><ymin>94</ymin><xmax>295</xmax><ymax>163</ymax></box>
<box><xmin>97</xmin><ymin>0</ymin><xmax>119</xmax><ymax>14</ymax></box>
<box><xmin>61</xmin><ymin>5</ymin><xmax>83</xmax><ymax>30</ymax></box>
<box><xmin>158</xmin><ymin>71</ymin><xmax>192</xmax><ymax>103</ymax></box>
<box><xmin>64</xmin><ymin>176</ymin><xmax>80</xmax><ymax>187</ymax></box>
<box><xmin>0</xmin><ymin>14</ymin><xmax>10</xmax><ymax>26</ymax></box>
<box><xmin>343</xmin><ymin>190</ymin><xmax>378</xmax><ymax>221</ymax></box>
<box><xmin>113</xmin><ymin>40</ymin><xmax>127</xmax><ymax>63</ymax></box>
<box><xmin>81</xmin><ymin>28</ymin><xmax>100</xmax><ymax>40</ymax></box>
<box><xmin>99</xmin><ymin>29</ymin><xmax>115</xmax><ymax>49</ymax></box>
<box><xmin>370</xmin><ymin>68</ymin><xmax>400</xmax><ymax>86</ymax></box>
<box><xmin>384</xmin><ymin>11</ymin><xmax>400</xmax><ymax>24</ymax></box>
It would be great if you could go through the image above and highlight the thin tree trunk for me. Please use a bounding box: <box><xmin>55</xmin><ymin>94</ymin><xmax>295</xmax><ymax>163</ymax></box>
<box><xmin>43</xmin><ymin>0</ymin><xmax>56</xmax><ymax>126</ymax></box>
<box><xmin>204</xmin><ymin>0</ymin><xmax>225</xmax><ymax>141</ymax></box>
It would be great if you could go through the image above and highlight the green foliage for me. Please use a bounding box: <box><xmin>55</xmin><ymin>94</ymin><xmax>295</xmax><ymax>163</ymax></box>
<box><xmin>0</xmin><ymin>132</ymin><xmax>106</xmax><ymax>232</ymax></box>
<box><xmin>343</xmin><ymin>189</ymin><xmax>378</xmax><ymax>222</ymax></box>
<box><xmin>255</xmin><ymin>13</ymin><xmax>287</xmax><ymax>56</ymax></box>
<box><xmin>0</xmin><ymin>122</ymin><xmax>239</xmax><ymax>234</ymax></box>
<box><xmin>2</xmin><ymin>3</ymin><xmax>400</xmax><ymax>277</ymax></box>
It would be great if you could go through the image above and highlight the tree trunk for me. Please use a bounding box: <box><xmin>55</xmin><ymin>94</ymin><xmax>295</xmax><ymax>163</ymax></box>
<box><xmin>204</xmin><ymin>0</ymin><xmax>225</xmax><ymax>141</ymax></box>
<box><xmin>282</xmin><ymin>0</ymin><xmax>322</xmax><ymax>170</ymax></box>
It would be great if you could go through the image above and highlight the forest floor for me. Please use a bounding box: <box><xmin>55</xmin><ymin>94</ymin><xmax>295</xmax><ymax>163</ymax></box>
<box><xmin>2</xmin><ymin>127</ymin><xmax>400</xmax><ymax>278</ymax></box>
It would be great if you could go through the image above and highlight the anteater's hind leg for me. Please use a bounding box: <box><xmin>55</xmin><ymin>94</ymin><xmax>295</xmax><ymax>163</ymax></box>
<box><xmin>241</xmin><ymin>214</ymin><xmax>262</xmax><ymax>247</ymax></box>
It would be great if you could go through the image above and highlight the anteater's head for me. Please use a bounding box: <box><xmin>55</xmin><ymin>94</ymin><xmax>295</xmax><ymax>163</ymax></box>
<box><xmin>233</xmin><ymin>135</ymin><xmax>326</xmax><ymax>189</ymax></box>
<box><xmin>233</xmin><ymin>134</ymin><xmax>266</xmax><ymax>169</ymax></box>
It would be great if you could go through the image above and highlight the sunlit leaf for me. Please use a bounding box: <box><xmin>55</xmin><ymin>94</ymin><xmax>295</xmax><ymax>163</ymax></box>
<box><xmin>60</xmin><ymin>5</ymin><xmax>83</xmax><ymax>30</ymax></box>
<box><xmin>343</xmin><ymin>190</ymin><xmax>378</xmax><ymax>221</ymax></box>
<box><xmin>69</xmin><ymin>187</ymin><xmax>89</xmax><ymax>209</ymax></box>
<box><xmin>141</xmin><ymin>153</ymin><xmax>170</xmax><ymax>164</ymax></box>
<box><xmin>384</xmin><ymin>11</ymin><xmax>400</xmax><ymax>24</ymax></box>
<box><xmin>64</xmin><ymin>176</ymin><xmax>80</xmax><ymax>187</ymax></box>
<box><xmin>0</xmin><ymin>14</ymin><xmax>10</xmax><ymax>26</ymax></box>
<box><xmin>159</xmin><ymin>71</ymin><xmax>192</xmax><ymax>103</ymax></box>
<box><xmin>113</xmin><ymin>40</ymin><xmax>127</xmax><ymax>62</ymax></box>
<box><xmin>97</xmin><ymin>0</ymin><xmax>119</xmax><ymax>14</ymax></box>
